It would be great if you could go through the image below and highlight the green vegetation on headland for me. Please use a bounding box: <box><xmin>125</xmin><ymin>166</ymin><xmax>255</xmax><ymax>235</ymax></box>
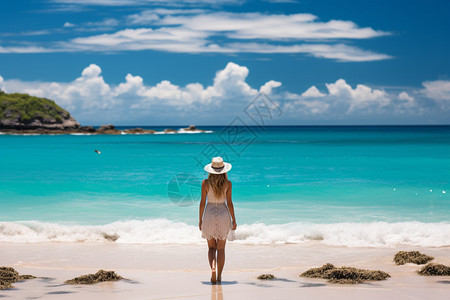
<box><xmin>0</xmin><ymin>91</ymin><xmax>79</xmax><ymax>130</ymax></box>
<box><xmin>0</xmin><ymin>90</ymin><xmax>205</xmax><ymax>134</ymax></box>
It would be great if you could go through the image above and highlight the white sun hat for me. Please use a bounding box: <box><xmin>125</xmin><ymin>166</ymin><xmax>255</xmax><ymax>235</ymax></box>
<box><xmin>204</xmin><ymin>157</ymin><xmax>232</xmax><ymax>174</ymax></box>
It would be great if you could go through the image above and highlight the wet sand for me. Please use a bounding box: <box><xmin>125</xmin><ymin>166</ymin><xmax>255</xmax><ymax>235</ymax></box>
<box><xmin>1</xmin><ymin>242</ymin><xmax>449</xmax><ymax>299</ymax></box>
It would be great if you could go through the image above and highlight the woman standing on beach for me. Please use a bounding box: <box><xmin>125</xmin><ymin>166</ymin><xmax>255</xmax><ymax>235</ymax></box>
<box><xmin>199</xmin><ymin>157</ymin><xmax>237</xmax><ymax>284</ymax></box>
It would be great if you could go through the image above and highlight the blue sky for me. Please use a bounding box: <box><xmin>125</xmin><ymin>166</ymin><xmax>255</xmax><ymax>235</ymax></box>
<box><xmin>0</xmin><ymin>0</ymin><xmax>449</xmax><ymax>125</ymax></box>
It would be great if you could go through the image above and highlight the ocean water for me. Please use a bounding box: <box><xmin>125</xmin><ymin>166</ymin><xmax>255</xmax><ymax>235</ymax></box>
<box><xmin>0</xmin><ymin>126</ymin><xmax>449</xmax><ymax>247</ymax></box>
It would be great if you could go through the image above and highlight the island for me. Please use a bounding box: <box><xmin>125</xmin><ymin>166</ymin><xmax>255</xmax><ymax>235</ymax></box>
<box><xmin>0</xmin><ymin>91</ymin><xmax>205</xmax><ymax>135</ymax></box>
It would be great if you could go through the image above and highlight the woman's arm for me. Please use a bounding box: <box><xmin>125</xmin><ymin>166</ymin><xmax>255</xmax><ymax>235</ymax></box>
<box><xmin>198</xmin><ymin>179</ymin><xmax>207</xmax><ymax>230</ymax></box>
<box><xmin>226</xmin><ymin>181</ymin><xmax>237</xmax><ymax>230</ymax></box>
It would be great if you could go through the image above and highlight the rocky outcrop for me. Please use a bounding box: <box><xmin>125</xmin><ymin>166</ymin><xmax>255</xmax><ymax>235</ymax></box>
<box><xmin>0</xmin><ymin>92</ymin><xmax>80</xmax><ymax>130</ymax></box>
<box><xmin>96</xmin><ymin>124</ymin><xmax>121</xmax><ymax>135</ymax></box>
<box><xmin>123</xmin><ymin>127</ymin><xmax>156</xmax><ymax>134</ymax></box>
<box><xmin>164</xmin><ymin>128</ymin><xmax>177</xmax><ymax>133</ymax></box>
<box><xmin>79</xmin><ymin>126</ymin><xmax>96</xmax><ymax>133</ymax></box>
<box><xmin>180</xmin><ymin>124</ymin><xmax>205</xmax><ymax>132</ymax></box>
<box><xmin>0</xmin><ymin>92</ymin><xmax>209</xmax><ymax>135</ymax></box>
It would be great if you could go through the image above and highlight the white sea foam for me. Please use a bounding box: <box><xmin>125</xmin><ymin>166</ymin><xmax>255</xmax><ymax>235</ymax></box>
<box><xmin>177</xmin><ymin>129</ymin><xmax>213</xmax><ymax>134</ymax></box>
<box><xmin>153</xmin><ymin>129</ymin><xmax>213</xmax><ymax>134</ymax></box>
<box><xmin>0</xmin><ymin>220</ymin><xmax>449</xmax><ymax>247</ymax></box>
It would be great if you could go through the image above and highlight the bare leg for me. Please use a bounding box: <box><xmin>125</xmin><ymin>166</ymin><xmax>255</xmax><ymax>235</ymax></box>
<box><xmin>207</xmin><ymin>238</ymin><xmax>217</xmax><ymax>284</ymax></box>
<box><xmin>216</xmin><ymin>239</ymin><xmax>226</xmax><ymax>282</ymax></box>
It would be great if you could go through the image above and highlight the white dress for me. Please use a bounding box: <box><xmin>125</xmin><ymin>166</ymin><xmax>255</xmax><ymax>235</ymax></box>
<box><xmin>201</xmin><ymin>182</ymin><xmax>235</xmax><ymax>241</ymax></box>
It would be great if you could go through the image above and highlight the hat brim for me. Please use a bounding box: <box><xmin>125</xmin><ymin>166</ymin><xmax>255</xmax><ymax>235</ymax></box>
<box><xmin>204</xmin><ymin>162</ymin><xmax>232</xmax><ymax>174</ymax></box>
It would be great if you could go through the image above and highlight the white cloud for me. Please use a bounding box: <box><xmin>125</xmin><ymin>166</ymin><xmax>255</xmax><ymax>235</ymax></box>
<box><xmin>68</xmin><ymin>27</ymin><xmax>210</xmax><ymax>53</ymax></box>
<box><xmin>301</xmin><ymin>86</ymin><xmax>325</xmax><ymax>98</ymax></box>
<box><xmin>50</xmin><ymin>0</ymin><xmax>238</xmax><ymax>7</ymax></box>
<box><xmin>0</xmin><ymin>75</ymin><xmax>4</xmax><ymax>93</ymax></box>
<box><xmin>398</xmin><ymin>91</ymin><xmax>414</xmax><ymax>102</ymax></box>
<box><xmin>84</xmin><ymin>18</ymin><xmax>120</xmax><ymax>28</ymax></box>
<box><xmin>421</xmin><ymin>80</ymin><xmax>450</xmax><ymax>102</ymax></box>
<box><xmin>284</xmin><ymin>79</ymin><xmax>392</xmax><ymax>116</ymax></box>
<box><xmin>127</xmin><ymin>11</ymin><xmax>160</xmax><ymax>25</ymax></box>
<box><xmin>0</xmin><ymin>10</ymin><xmax>391</xmax><ymax>62</ymax></box>
<box><xmin>63</xmin><ymin>28</ymin><xmax>390</xmax><ymax>61</ymax></box>
<box><xmin>126</xmin><ymin>9</ymin><xmax>208</xmax><ymax>25</ymax></box>
<box><xmin>3</xmin><ymin>64</ymin><xmax>444</xmax><ymax>125</ymax></box>
<box><xmin>0</xmin><ymin>45</ymin><xmax>52</xmax><ymax>54</ymax></box>
<box><xmin>260</xmin><ymin>80</ymin><xmax>282</xmax><ymax>95</ymax></box>
<box><xmin>114</xmin><ymin>73</ymin><xmax>145</xmax><ymax>96</ymax></box>
<box><xmin>0</xmin><ymin>62</ymin><xmax>273</xmax><ymax>123</ymax></box>
<box><xmin>64</xmin><ymin>22</ymin><xmax>75</xmax><ymax>28</ymax></box>
<box><xmin>159</xmin><ymin>12</ymin><xmax>388</xmax><ymax>40</ymax></box>
<box><xmin>325</xmin><ymin>79</ymin><xmax>390</xmax><ymax>112</ymax></box>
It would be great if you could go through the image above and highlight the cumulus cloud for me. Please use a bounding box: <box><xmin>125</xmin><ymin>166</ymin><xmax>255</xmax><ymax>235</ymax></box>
<box><xmin>301</xmin><ymin>86</ymin><xmax>325</xmax><ymax>98</ymax></box>
<box><xmin>0</xmin><ymin>62</ymin><xmax>277</xmax><ymax>124</ymax></box>
<box><xmin>2</xmin><ymin>63</ymin><xmax>447</xmax><ymax>125</ymax></box>
<box><xmin>260</xmin><ymin>80</ymin><xmax>282</xmax><ymax>95</ymax></box>
<box><xmin>421</xmin><ymin>80</ymin><xmax>450</xmax><ymax>102</ymax></box>
<box><xmin>398</xmin><ymin>91</ymin><xmax>414</xmax><ymax>102</ymax></box>
<box><xmin>284</xmin><ymin>79</ymin><xmax>400</xmax><ymax>117</ymax></box>
<box><xmin>0</xmin><ymin>75</ymin><xmax>4</xmax><ymax>93</ymax></box>
<box><xmin>325</xmin><ymin>79</ymin><xmax>390</xmax><ymax>112</ymax></box>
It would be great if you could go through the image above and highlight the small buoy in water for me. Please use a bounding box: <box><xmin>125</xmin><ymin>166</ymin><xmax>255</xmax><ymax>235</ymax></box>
<box><xmin>267</xmin><ymin>185</ymin><xmax>270</xmax><ymax>187</ymax></box>
<box><xmin>94</xmin><ymin>149</ymin><xmax>101</xmax><ymax>154</ymax></box>
<box><xmin>430</xmin><ymin>189</ymin><xmax>433</xmax><ymax>192</ymax></box>
<box><xmin>443</xmin><ymin>191</ymin><xmax>447</xmax><ymax>194</ymax></box>
<box><xmin>393</xmin><ymin>188</ymin><xmax>396</xmax><ymax>191</ymax></box>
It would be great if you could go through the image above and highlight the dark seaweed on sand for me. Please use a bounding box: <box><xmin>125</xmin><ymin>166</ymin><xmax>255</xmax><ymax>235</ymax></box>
<box><xmin>418</xmin><ymin>263</ymin><xmax>450</xmax><ymax>276</ymax></box>
<box><xmin>300</xmin><ymin>264</ymin><xmax>390</xmax><ymax>284</ymax></box>
<box><xmin>300</xmin><ymin>263</ymin><xmax>335</xmax><ymax>278</ymax></box>
<box><xmin>257</xmin><ymin>274</ymin><xmax>276</xmax><ymax>280</ymax></box>
<box><xmin>65</xmin><ymin>270</ymin><xmax>123</xmax><ymax>285</ymax></box>
<box><xmin>394</xmin><ymin>251</ymin><xmax>434</xmax><ymax>265</ymax></box>
<box><xmin>0</xmin><ymin>267</ymin><xmax>36</xmax><ymax>290</ymax></box>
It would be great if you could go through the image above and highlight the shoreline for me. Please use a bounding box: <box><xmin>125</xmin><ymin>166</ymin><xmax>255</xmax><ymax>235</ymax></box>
<box><xmin>1</xmin><ymin>242</ymin><xmax>449</xmax><ymax>299</ymax></box>
<box><xmin>0</xmin><ymin>124</ymin><xmax>208</xmax><ymax>135</ymax></box>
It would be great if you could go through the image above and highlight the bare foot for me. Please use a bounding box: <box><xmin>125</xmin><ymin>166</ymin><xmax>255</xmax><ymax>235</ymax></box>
<box><xmin>210</xmin><ymin>267</ymin><xmax>217</xmax><ymax>284</ymax></box>
<box><xmin>217</xmin><ymin>275</ymin><xmax>222</xmax><ymax>283</ymax></box>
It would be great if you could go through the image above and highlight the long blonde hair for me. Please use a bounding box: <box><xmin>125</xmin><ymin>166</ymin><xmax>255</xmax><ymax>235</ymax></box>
<box><xmin>207</xmin><ymin>173</ymin><xmax>229</xmax><ymax>197</ymax></box>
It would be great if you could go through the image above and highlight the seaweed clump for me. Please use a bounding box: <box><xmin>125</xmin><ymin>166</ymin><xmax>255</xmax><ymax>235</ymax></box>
<box><xmin>417</xmin><ymin>263</ymin><xmax>450</xmax><ymax>276</ymax></box>
<box><xmin>300</xmin><ymin>263</ymin><xmax>335</xmax><ymax>278</ymax></box>
<box><xmin>300</xmin><ymin>263</ymin><xmax>390</xmax><ymax>284</ymax></box>
<box><xmin>65</xmin><ymin>270</ymin><xmax>123</xmax><ymax>285</ymax></box>
<box><xmin>0</xmin><ymin>267</ymin><xmax>36</xmax><ymax>290</ymax></box>
<box><xmin>257</xmin><ymin>274</ymin><xmax>275</xmax><ymax>280</ymax></box>
<box><xmin>394</xmin><ymin>251</ymin><xmax>434</xmax><ymax>265</ymax></box>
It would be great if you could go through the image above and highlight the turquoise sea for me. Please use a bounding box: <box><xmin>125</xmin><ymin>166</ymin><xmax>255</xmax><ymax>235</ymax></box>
<box><xmin>0</xmin><ymin>126</ymin><xmax>449</xmax><ymax>246</ymax></box>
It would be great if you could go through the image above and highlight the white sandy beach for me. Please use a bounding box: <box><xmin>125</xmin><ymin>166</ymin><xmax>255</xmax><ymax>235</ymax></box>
<box><xmin>1</xmin><ymin>242</ymin><xmax>449</xmax><ymax>299</ymax></box>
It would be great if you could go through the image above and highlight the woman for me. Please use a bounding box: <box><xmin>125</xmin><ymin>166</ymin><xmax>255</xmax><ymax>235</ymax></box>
<box><xmin>199</xmin><ymin>157</ymin><xmax>237</xmax><ymax>284</ymax></box>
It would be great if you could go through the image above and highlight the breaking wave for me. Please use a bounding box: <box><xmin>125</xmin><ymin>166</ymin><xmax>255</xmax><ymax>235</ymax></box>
<box><xmin>0</xmin><ymin>219</ymin><xmax>449</xmax><ymax>247</ymax></box>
